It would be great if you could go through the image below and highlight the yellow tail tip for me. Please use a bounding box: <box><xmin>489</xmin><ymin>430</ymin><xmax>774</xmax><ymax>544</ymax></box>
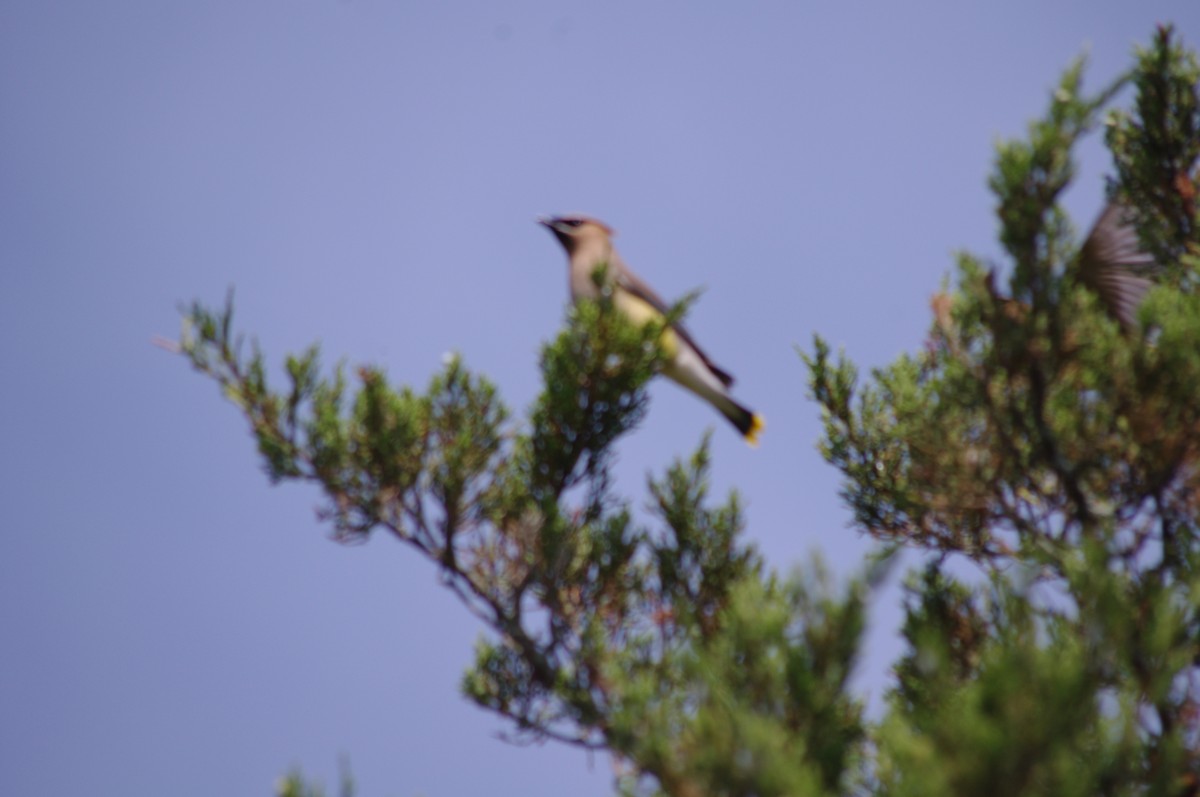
<box><xmin>744</xmin><ymin>414</ymin><xmax>765</xmax><ymax>448</ymax></box>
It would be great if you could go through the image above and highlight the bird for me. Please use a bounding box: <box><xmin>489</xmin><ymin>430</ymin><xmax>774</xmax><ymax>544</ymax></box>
<box><xmin>1077</xmin><ymin>200</ymin><xmax>1159</xmax><ymax>329</ymax></box>
<box><xmin>539</xmin><ymin>214</ymin><xmax>765</xmax><ymax>446</ymax></box>
<box><xmin>968</xmin><ymin>200</ymin><xmax>1162</xmax><ymax>333</ymax></box>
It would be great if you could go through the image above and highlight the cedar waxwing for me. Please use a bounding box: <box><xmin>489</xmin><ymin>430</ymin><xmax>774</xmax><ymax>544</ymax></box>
<box><xmin>539</xmin><ymin>215</ymin><xmax>765</xmax><ymax>446</ymax></box>
<box><xmin>1077</xmin><ymin>201</ymin><xmax>1159</xmax><ymax>329</ymax></box>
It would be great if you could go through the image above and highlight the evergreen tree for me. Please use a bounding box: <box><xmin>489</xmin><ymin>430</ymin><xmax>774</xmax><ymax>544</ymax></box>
<box><xmin>179</xmin><ymin>27</ymin><xmax>1198</xmax><ymax>796</ymax></box>
<box><xmin>808</xmin><ymin>26</ymin><xmax>1200</xmax><ymax>796</ymax></box>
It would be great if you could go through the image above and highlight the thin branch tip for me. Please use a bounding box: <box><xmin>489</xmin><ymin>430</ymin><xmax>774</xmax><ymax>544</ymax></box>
<box><xmin>151</xmin><ymin>335</ymin><xmax>182</xmax><ymax>354</ymax></box>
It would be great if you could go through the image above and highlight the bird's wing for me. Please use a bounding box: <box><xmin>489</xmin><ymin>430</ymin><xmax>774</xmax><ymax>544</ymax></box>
<box><xmin>1079</xmin><ymin>201</ymin><xmax>1158</xmax><ymax>329</ymax></box>
<box><xmin>612</xmin><ymin>258</ymin><xmax>736</xmax><ymax>388</ymax></box>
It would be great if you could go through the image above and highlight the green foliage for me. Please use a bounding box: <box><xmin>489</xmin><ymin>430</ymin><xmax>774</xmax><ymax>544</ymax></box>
<box><xmin>1109</xmin><ymin>26</ymin><xmax>1200</xmax><ymax>273</ymax></box>
<box><xmin>878</xmin><ymin>563</ymin><xmax>1140</xmax><ymax>797</ymax></box>
<box><xmin>808</xmin><ymin>25</ymin><xmax>1200</xmax><ymax>795</ymax></box>
<box><xmin>275</xmin><ymin>762</ymin><xmax>354</xmax><ymax>797</ymax></box>
<box><xmin>183</xmin><ymin>283</ymin><xmax>867</xmax><ymax>796</ymax></box>
<box><xmin>179</xmin><ymin>25</ymin><xmax>1200</xmax><ymax>797</ymax></box>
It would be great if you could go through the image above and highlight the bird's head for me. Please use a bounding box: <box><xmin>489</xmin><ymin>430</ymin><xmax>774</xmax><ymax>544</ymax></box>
<box><xmin>537</xmin><ymin>214</ymin><xmax>614</xmax><ymax>254</ymax></box>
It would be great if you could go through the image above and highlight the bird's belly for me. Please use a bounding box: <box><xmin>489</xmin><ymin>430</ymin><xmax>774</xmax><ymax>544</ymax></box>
<box><xmin>614</xmin><ymin>292</ymin><xmax>680</xmax><ymax>356</ymax></box>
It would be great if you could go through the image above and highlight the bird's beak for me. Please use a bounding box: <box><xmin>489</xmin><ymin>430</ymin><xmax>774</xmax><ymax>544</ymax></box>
<box><xmin>536</xmin><ymin>215</ymin><xmax>556</xmax><ymax>229</ymax></box>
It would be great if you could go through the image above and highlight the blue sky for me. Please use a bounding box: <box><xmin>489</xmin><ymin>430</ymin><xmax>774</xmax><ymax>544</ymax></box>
<box><xmin>2</xmin><ymin>2</ymin><xmax>1196</xmax><ymax>795</ymax></box>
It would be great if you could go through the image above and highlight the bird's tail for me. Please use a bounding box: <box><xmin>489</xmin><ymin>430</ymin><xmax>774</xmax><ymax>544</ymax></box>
<box><xmin>661</xmin><ymin>347</ymin><xmax>764</xmax><ymax>447</ymax></box>
<box><xmin>719</xmin><ymin>396</ymin><xmax>765</xmax><ymax>447</ymax></box>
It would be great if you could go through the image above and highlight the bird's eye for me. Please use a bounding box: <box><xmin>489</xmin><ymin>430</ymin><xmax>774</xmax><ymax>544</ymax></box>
<box><xmin>562</xmin><ymin>218</ymin><xmax>584</xmax><ymax>228</ymax></box>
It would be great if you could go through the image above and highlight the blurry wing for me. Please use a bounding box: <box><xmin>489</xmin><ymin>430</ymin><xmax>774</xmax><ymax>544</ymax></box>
<box><xmin>1079</xmin><ymin>201</ymin><xmax>1158</xmax><ymax>329</ymax></box>
<box><xmin>613</xmin><ymin>258</ymin><xmax>736</xmax><ymax>388</ymax></box>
